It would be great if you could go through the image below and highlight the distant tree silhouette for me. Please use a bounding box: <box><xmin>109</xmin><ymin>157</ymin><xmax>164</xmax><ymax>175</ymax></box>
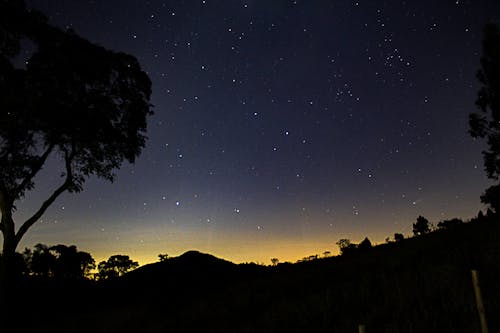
<box><xmin>0</xmin><ymin>0</ymin><xmax>152</xmax><ymax>282</ymax></box>
<box><xmin>158</xmin><ymin>253</ymin><xmax>169</xmax><ymax>262</ymax></box>
<box><xmin>336</xmin><ymin>239</ymin><xmax>350</xmax><ymax>252</ymax></box>
<box><xmin>394</xmin><ymin>233</ymin><xmax>404</xmax><ymax>242</ymax></box>
<box><xmin>22</xmin><ymin>243</ymin><xmax>95</xmax><ymax>279</ymax></box>
<box><xmin>358</xmin><ymin>237</ymin><xmax>372</xmax><ymax>250</ymax></box>
<box><xmin>437</xmin><ymin>218</ymin><xmax>463</xmax><ymax>230</ymax></box>
<box><xmin>24</xmin><ymin>243</ymin><xmax>54</xmax><ymax>278</ymax></box>
<box><xmin>97</xmin><ymin>255</ymin><xmax>139</xmax><ymax>280</ymax></box>
<box><xmin>1</xmin><ymin>251</ymin><xmax>29</xmax><ymax>278</ymax></box>
<box><xmin>323</xmin><ymin>251</ymin><xmax>331</xmax><ymax>257</ymax></box>
<box><xmin>271</xmin><ymin>258</ymin><xmax>279</xmax><ymax>266</ymax></box>
<box><xmin>297</xmin><ymin>255</ymin><xmax>320</xmax><ymax>262</ymax></box>
<box><xmin>49</xmin><ymin>245</ymin><xmax>95</xmax><ymax>279</ymax></box>
<box><xmin>470</xmin><ymin>211</ymin><xmax>484</xmax><ymax>223</ymax></box>
<box><xmin>336</xmin><ymin>238</ymin><xmax>357</xmax><ymax>255</ymax></box>
<box><xmin>413</xmin><ymin>216</ymin><xmax>431</xmax><ymax>236</ymax></box>
<box><xmin>469</xmin><ymin>24</ymin><xmax>500</xmax><ymax>212</ymax></box>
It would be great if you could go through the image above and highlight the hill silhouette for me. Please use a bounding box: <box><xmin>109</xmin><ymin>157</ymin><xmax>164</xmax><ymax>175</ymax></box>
<box><xmin>10</xmin><ymin>220</ymin><xmax>500</xmax><ymax>333</ymax></box>
<box><xmin>127</xmin><ymin>250</ymin><xmax>237</xmax><ymax>282</ymax></box>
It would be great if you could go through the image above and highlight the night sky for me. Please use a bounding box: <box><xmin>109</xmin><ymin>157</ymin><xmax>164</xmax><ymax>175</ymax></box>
<box><xmin>15</xmin><ymin>0</ymin><xmax>500</xmax><ymax>264</ymax></box>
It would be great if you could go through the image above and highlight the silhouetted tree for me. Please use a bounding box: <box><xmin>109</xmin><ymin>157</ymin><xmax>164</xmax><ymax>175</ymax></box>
<box><xmin>97</xmin><ymin>255</ymin><xmax>138</xmax><ymax>280</ymax></box>
<box><xmin>413</xmin><ymin>216</ymin><xmax>430</xmax><ymax>236</ymax></box>
<box><xmin>0</xmin><ymin>0</ymin><xmax>152</xmax><ymax>281</ymax></box>
<box><xmin>25</xmin><ymin>243</ymin><xmax>55</xmax><ymax>278</ymax></box>
<box><xmin>323</xmin><ymin>251</ymin><xmax>331</xmax><ymax>257</ymax></box>
<box><xmin>158</xmin><ymin>253</ymin><xmax>169</xmax><ymax>262</ymax></box>
<box><xmin>22</xmin><ymin>243</ymin><xmax>95</xmax><ymax>279</ymax></box>
<box><xmin>358</xmin><ymin>237</ymin><xmax>372</xmax><ymax>250</ymax></box>
<box><xmin>480</xmin><ymin>185</ymin><xmax>500</xmax><ymax>213</ymax></box>
<box><xmin>0</xmin><ymin>251</ymin><xmax>28</xmax><ymax>278</ymax></box>
<box><xmin>49</xmin><ymin>245</ymin><xmax>95</xmax><ymax>279</ymax></box>
<box><xmin>437</xmin><ymin>218</ymin><xmax>463</xmax><ymax>230</ymax></box>
<box><xmin>336</xmin><ymin>238</ymin><xmax>351</xmax><ymax>252</ymax></box>
<box><xmin>271</xmin><ymin>258</ymin><xmax>279</xmax><ymax>266</ymax></box>
<box><xmin>336</xmin><ymin>238</ymin><xmax>357</xmax><ymax>255</ymax></box>
<box><xmin>469</xmin><ymin>24</ymin><xmax>500</xmax><ymax>212</ymax></box>
<box><xmin>394</xmin><ymin>233</ymin><xmax>404</xmax><ymax>242</ymax></box>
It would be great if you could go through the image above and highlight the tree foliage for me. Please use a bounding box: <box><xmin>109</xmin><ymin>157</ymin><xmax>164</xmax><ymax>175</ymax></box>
<box><xmin>469</xmin><ymin>24</ymin><xmax>500</xmax><ymax>212</ymax></box>
<box><xmin>97</xmin><ymin>255</ymin><xmax>138</xmax><ymax>280</ymax></box>
<box><xmin>0</xmin><ymin>0</ymin><xmax>152</xmax><ymax>273</ymax></box>
<box><xmin>480</xmin><ymin>184</ymin><xmax>500</xmax><ymax>213</ymax></box>
<box><xmin>49</xmin><ymin>245</ymin><xmax>95</xmax><ymax>279</ymax></box>
<box><xmin>413</xmin><ymin>216</ymin><xmax>430</xmax><ymax>236</ymax></box>
<box><xmin>23</xmin><ymin>243</ymin><xmax>53</xmax><ymax>278</ymax></box>
<box><xmin>358</xmin><ymin>237</ymin><xmax>372</xmax><ymax>250</ymax></box>
<box><xmin>158</xmin><ymin>253</ymin><xmax>169</xmax><ymax>262</ymax></box>
<box><xmin>22</xmin><ymin>243</ymin><xmax>95</xmax><ymax>279</ymax></box>
<box><xmin>394</xmin><ymin>233</ymin><xmax>404</xmax><ymax>242</ymax></box>
<box><xmin>336</xmin><ymin>238</ymin><xmax>357</xmax><ymax>255</ymax></box>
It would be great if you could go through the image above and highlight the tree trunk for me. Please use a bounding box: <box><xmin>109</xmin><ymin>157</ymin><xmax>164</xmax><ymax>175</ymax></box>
<box><xmin>1</xmin><ymin>209</ymin><xmax>18</xmax><ymax>278</ymax></box>
<box><xmin>0</xmin><ymin>210</ymin><xmax>17</xmax><ymax>326</ymax></box>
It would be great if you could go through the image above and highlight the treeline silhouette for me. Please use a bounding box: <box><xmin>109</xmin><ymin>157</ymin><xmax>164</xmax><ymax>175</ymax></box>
<box><xmin>1</xmin><ymin>210</ymin><xmax>498</xmax><ymax>332</ymax></box>
<box><xmin>3</xmin><ymin>244</ymin><xmax>138</xmax><ymax>281</ymax></box>
<box><xmin>6</xmin><ymin>208</ymin><xmax>493</xmax><ymax>282</ymax></box>
<box><xmin>284</xmin><ymin>209</ymin><xmax>495</xmax><ymax>263</ymax></box>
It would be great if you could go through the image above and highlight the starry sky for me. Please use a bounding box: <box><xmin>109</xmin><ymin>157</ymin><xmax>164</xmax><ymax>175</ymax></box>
<box><xmin>14</xmin><ymin>0</ymin><xmax>500</xmax><ymax>265</ymax></box>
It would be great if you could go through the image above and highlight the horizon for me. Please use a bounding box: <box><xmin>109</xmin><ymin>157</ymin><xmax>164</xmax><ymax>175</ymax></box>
<box><xmin>17</xmin><ymin>208</ymin><xmax>484</xmax><ymax>266</ymax></box>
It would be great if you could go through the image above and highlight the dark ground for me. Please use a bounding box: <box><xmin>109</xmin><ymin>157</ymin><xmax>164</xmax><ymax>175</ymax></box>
<box><xmin>7</xmin><ymin>219</ymin><xmax>500</xmax><ymax>333</ymax></box>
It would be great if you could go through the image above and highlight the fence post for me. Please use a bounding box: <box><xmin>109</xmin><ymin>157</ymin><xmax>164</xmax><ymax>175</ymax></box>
<box><xmin>471</xmin><ymin>270</ymin><xmax>488</xmax><ymax>333</ymax></box>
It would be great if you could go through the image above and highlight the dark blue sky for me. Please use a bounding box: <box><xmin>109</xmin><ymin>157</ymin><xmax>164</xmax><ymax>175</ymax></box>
<box><xmin>17</xmin><ymin>0</ymin><xmax>500</xmax><ymax>264</ymax></box>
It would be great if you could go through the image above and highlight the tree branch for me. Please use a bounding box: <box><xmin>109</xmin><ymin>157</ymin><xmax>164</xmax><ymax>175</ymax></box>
<box><xmin>0</xmin><ymin>185</ymin><xmax>6</xmax><ymax>213</ymax></box>
<box><xmin>0</xmin><ymin>182</ymin><xmax>10</xmax><ymax>222</ymax></box>
<box><xmin>15</xmin><ymin>149</ymin><xmax>73</xmax><ymax>245</ymax></box>
<box><xmin>14</xmin><ymin>144</ymin><xmax>55</xmax><ymax>198</ymax></box>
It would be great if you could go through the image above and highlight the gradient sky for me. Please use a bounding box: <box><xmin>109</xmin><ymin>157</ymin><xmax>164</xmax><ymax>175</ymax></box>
<box><xmin>13</xmin><ymin>0</ymin><xmax>500</xmax><ymax>265</ymax></box>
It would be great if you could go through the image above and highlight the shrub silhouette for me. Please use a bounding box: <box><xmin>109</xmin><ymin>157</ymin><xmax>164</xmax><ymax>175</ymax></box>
<box><xmin>158</xmin><ymin>254</ymin><xmax>169</xmax><ymax>262</ymax></box>
<box><xmin>394</xmin><ymin>233</ymin><xmax>404</xmax><ymax>242</ymax></box>
<box><xmin>437</xmin><ymin>218</ymin><xmax>463</xmax><ymax>230</ymax></box>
